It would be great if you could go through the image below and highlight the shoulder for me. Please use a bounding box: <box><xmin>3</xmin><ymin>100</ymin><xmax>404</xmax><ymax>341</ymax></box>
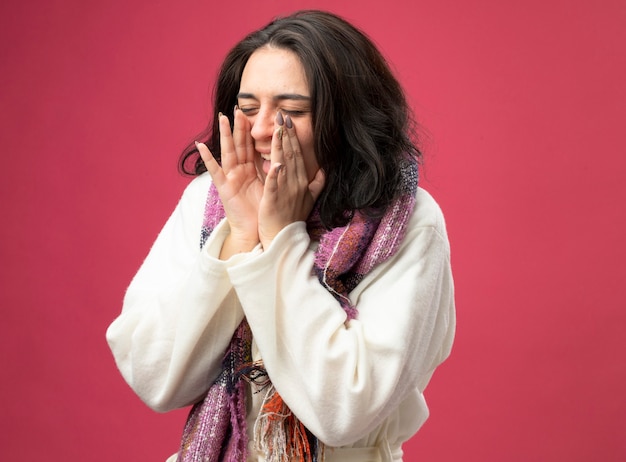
<box><xmin>181</xmin><ymin>172</ymin><xmax>212</xmax><ymax>201</ymax></box>
<box><xmin>165</xmin><ymin>173</ymin><xmax>213</xmax><ymax>235</ymax></box>
<box><xmin>409</xmin><ymin>188</ymin><xmax>449</xmax><ymax>236</ymax></box>
<box><xmin>173</xmin><ymin>172</ymin><xmax>213</xmax><ymax>214</ymax></box>
<box><xmin>397</xmin><ymin>187</ymin><xmax>452</xmax><ymax>259</ymax></box>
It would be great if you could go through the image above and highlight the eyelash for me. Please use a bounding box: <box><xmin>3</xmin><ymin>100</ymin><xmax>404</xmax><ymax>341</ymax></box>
<box><xmin>238</xmin><ymin>107</ymin><xmax>309</xmax><ymax>117</ymax></box>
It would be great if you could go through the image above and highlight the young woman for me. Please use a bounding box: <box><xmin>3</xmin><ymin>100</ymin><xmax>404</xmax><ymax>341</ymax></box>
<box><xmin>107</xmin><ymin>10</ymin><xmax>455</xmax><ymax>462</ymax></box>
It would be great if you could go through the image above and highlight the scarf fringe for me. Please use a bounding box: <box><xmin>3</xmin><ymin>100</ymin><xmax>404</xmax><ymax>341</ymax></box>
<box><xmin>254</xmin><ymin>386</ymin><xmax>325</xmax><ymax>462</ymax></box>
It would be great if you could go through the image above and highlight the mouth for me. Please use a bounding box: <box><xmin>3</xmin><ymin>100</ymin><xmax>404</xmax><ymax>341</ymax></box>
<box><xmin>257</xmin><ymin>151</ymin><xmax>272</xmax><ymax>176</ymax></box>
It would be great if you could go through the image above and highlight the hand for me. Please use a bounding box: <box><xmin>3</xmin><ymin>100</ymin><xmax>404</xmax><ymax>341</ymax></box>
<box><xmin>258</xmin><ymin>114</ymin><xmax>326</xmax><ymax>250</ymax></box>
<box><xmin>197</xmin><ymin>108</ymin><xmax>264</xmax><ymax>257</ymax></box>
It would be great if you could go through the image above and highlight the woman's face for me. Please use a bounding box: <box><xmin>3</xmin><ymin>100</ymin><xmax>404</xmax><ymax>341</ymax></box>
<box><xmin>237</xmin><ymin>46</ymin><xmax>319</xmax><ymax>183</ymax></box>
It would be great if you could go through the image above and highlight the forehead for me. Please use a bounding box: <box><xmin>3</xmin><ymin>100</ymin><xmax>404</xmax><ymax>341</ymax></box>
<box><xmin>240</xmin><ymin>47</ymin><xmax>309</xmax><ymax>94</ymax></box>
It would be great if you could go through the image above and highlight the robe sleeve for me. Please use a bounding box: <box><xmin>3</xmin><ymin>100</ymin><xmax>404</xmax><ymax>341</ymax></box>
<box><xmin>227</xmin><ymin>188</ymin><xmax>455</xmax><ymax>446</ymax></box>
<box><xmin>106</xmin><ymin>173</ymin><xmax>261</xmax><ymax>411</ymax></box>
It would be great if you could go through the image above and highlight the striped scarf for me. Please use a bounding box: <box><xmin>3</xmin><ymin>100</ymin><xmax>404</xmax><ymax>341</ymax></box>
<box><xmin>177</xmin><ymin>155</ymin><xmax>418</xmax><ymax>462</ymax></box>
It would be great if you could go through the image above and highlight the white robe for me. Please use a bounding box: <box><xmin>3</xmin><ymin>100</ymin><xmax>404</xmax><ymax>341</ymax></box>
<box><xmin>107</xmin><ymin>172</ymin><xmax>456</xmax><ymax>461</ymax></box>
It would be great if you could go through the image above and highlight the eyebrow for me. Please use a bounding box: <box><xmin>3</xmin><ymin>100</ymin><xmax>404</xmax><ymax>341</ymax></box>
<box><xmin>237</xmin><ymin>92</ymin><xmax>311</xmax><ymax>102</ymax></box>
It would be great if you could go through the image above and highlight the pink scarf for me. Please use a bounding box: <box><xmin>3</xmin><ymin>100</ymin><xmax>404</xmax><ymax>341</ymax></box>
<box><xmin>177</xmin><ymin>156</ymin><xmax>418</xmax><ymax>462</ymax></box>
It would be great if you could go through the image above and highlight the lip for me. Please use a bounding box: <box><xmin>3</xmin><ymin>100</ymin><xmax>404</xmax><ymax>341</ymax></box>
<box><xmin>254</xmin><ymin>149</ymin><xmax>271</xmax><ymax>180</ymax></box>
<box><xmin>256</xmin><ymin>148</ymin><xmax>271</xmax><ymax>164</ymax></box>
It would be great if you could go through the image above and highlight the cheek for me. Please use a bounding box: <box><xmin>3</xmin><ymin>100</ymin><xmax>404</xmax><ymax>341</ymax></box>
<box><xmin>297</xmin><ymin>121</ymin><xmax>313</xmax><ymax>146</ymax></box>
<box><xmin>299</xmin><ymin>129</ymin><xmax>316</xmax><ymax>161</ymax></box>
<box><xmin>302</xmin><ymin>135</ymin><xmax>319</xmax><ymax>180</ymax></box>
<box><xmin>293</xmin><ymin>120</ymin><xmax>318</xmax><ymax>178</ymax></box>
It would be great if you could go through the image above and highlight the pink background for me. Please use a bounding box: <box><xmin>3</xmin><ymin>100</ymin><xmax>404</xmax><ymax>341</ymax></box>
<box><xmin>1</xmin><ymin>0</ymin><xmax>625</xmax><ymax>460</ymax></box>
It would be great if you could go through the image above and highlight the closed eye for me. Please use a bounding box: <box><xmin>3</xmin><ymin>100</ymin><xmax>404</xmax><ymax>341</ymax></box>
<box><xmin>239</xmin><ymin>106</ymin><xmax>259</xmax><ymax>115</ymax></box>
<box><xmin>281</xmin><ymin>109</ymin><xmax>310</xmax><ymax>117</ymax></box>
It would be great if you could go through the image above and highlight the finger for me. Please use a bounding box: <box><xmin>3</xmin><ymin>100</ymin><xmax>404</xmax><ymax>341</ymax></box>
<box><xmin>270</xmin><ymin>123</ymin><xmax>285</xmax><ymax>167</ymax></box>
<box><xmin>217</xmin><ymin>112</ymin><xmax>237</xmax><ymax>172</ymax></box>
<box><xmin>233</xmin><ymin>107</ymin><xmax>255</xmax><ymax>164</ymax></box>
<box><xmin>263</xmin><ymin>162</ymin><xmax>282</xmax><ymax>197</ymax></box>
<box><xmin>308</xmin><ymin>168</ymin><xmax>326</xmax><ymax>202</ymax></box>
<box><xmin>196</xmin><ymin>141</ymin><xmax>226</xmax><ymax>185</ymax></box>
<box><xmin>282</xmin><ymin>114</ymin><xmax>306</xmax><ymax>181</ymax></box>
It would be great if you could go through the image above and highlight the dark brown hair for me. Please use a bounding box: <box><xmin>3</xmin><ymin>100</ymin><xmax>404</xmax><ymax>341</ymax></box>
<box><xmin>179</xmin><ymin>10</ymin><xmax>421</xmax><ymax>228</ymax></box>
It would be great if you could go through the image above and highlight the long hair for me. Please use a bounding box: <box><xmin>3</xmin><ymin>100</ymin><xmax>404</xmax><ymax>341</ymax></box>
<box><xmin>179</xmin><ymin>10</ymin><xmax>421</xmax><ymax>228</ymax></box>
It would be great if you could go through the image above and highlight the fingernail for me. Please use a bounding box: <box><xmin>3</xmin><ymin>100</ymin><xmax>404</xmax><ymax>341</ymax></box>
<box><xmin>284</xmin><ymin>114</ymin><xmax>293</xmax><ymax>129</ymax></box>
<box><xmin>275</xmin><ymin>163</ymin><xmax>283</xmax><ymax>174</ymax></box>
<box><xmin>218</xmin><ymin>112</ymin><xmax>223</xmax><ymax>119</ymax></box>
<box><xmin>277</xmin><ymin>126</ymin><xmax>283</xmax><ymax>140</ymax></box>
<box><xmin>276</xmin><ymin>111</ymin><xmax>284</xmax><ymax>126</ymax></box>
<box><xmin>194</xmin><ymin>140</ymin><xmax>200</xmax><ymax>148</ymax></box>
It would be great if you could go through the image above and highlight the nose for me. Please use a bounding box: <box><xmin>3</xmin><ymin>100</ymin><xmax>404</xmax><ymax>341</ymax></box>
<box><xmin>249</xmin><ymin>106</ymin><xmax>275</xmax><ymax>142</ymax></box>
